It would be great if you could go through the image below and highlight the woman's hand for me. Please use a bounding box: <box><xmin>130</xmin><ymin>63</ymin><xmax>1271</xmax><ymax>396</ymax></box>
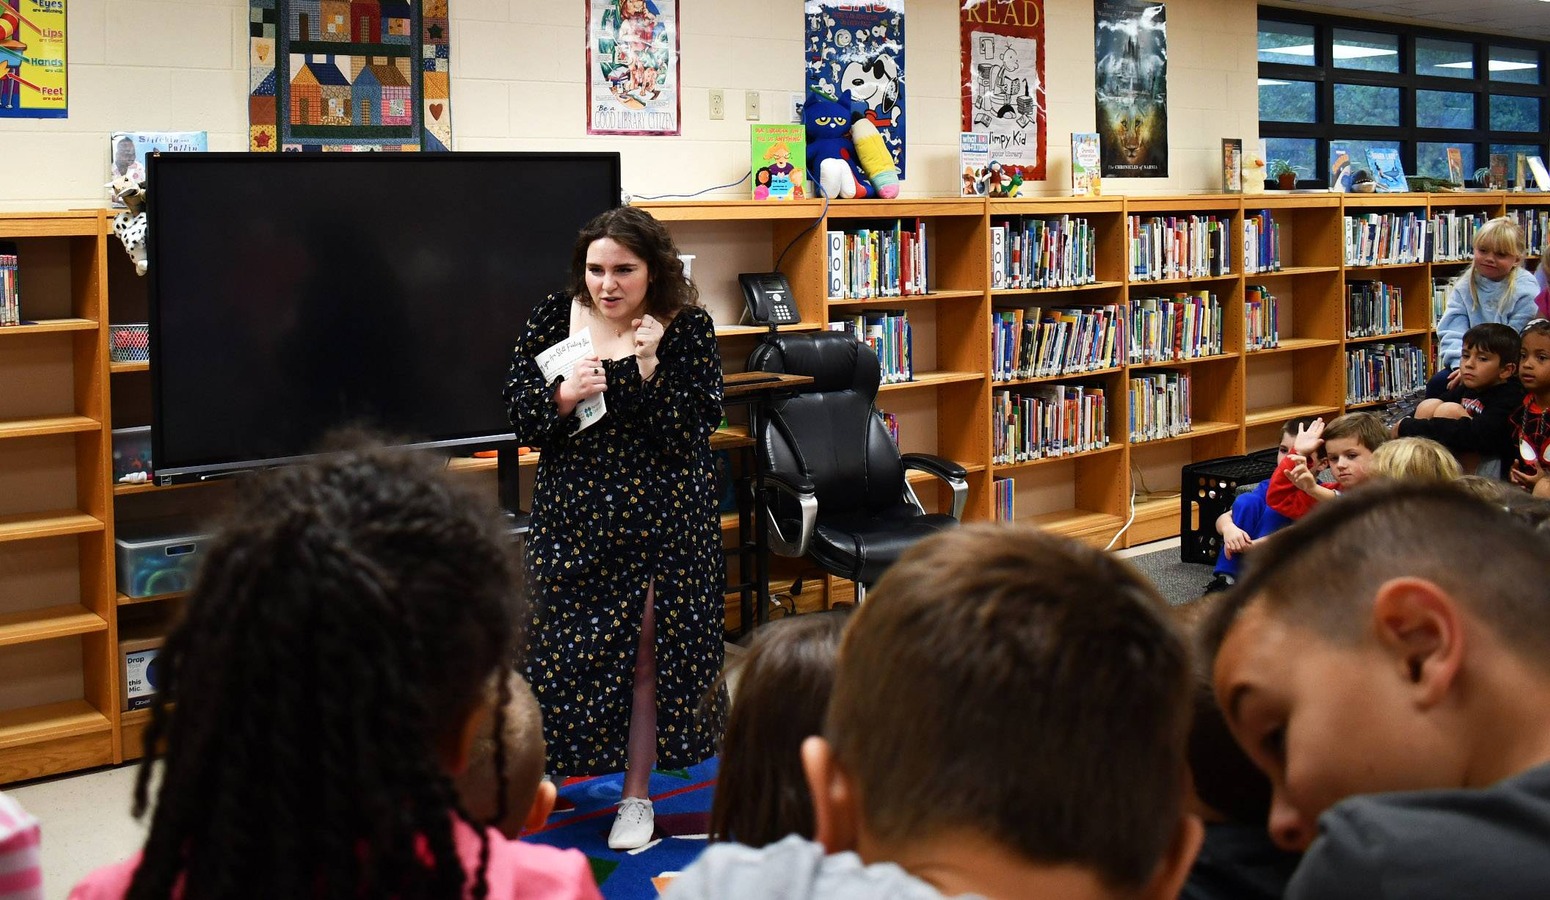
<box><xmin>556</xmin><ymin>355</ymin><xmax>607</xmax><ymax>417</ymax></box>
<box><xmin>634</xmin><ymin>314</ymin><xmax>663</xmax><ymax>380</ymax></box>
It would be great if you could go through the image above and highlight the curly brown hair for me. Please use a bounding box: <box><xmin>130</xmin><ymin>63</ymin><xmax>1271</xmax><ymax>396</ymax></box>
<box><xmin>567</xmin><ymin>206</ymin><xmax>699</xmax><ymax>320</ymax></box>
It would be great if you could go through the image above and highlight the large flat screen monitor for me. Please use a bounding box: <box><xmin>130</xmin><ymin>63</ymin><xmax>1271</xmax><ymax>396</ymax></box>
<box><xmin>147</xmin><ymin>151</ymin><xmax>621</xmax><ymax>483</ymax></box>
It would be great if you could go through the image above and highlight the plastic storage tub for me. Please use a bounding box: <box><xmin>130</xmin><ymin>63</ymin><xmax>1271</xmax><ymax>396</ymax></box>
<box><xmin>115</xmin><ymin>517</ymin><xmax>213</xmax><ymax>599</ymax></box>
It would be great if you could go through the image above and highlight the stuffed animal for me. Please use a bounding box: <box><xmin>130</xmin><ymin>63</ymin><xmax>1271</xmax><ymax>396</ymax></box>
<box><xmin>803</xmin><ymin>90</ymin><xmax>900</xmax><ymax>199</ymax></box>
<box><xmin>105</xmin><ymin>174</ymin><xmax>149</xmax><ymax>276</ymax></box>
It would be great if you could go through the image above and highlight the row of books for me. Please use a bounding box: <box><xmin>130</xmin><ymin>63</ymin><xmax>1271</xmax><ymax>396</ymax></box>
<box><xmin>994</xmin><ymin>476</ymin><xmax>1015</xmax><ymax>522</ymax></box>
<box><xmin>1346</xmin><ymin>281</ymin><xmax>1406</xmax><ymax>338</ymax></box>
<box><xmin>877</xmin><ymin>410</ymin><xmax>900</xmax><ymax>447</ymax></box>
<box><xmin>1242</xmin><ymin>211</ymin><xmax>1282</xmax><ymax>274</ymax></box>
<box><xmin>991</xmin><ymin>385</ymin><xmax>1109</xmax><ymax>464</ymax></box>
<box><xmin>1429</xmin><ymin>210</ymin><xmax>1488</xmax><ymax>263</ymax></box>
<box><xmin>1128</xmin><ymin>292</ymin><xmax>1224</xmax><ymax>364</ymax></box>
<box><xmin>1128</xmin><ymin>215</ymin><xmax>1232</xmax><ymax>281</ymax></box>
<box><xmin>0</xmin><ymin>249</ymin><xmax>17</xmax><ymax>327</ymax></box>
<box><xmin>827</xmin><ymin>311</ymin><xmax>914</xmax><ymax>384</ymax></box>
<box><xmin>1128</xmin><ymin>372</ymin><xmax>1192</xmax><ymax>444</ymax></box>
<box><xmin>825</xmin><ymin>220</ymin><xmax>928</xmax><ymax>300</ymax></box>
<box><xmin>1346</xmin><ymin>343</ymin><xmax>1427</xmax><ymax>405</ymax></box>
<box><xmin>1512</xmin><ymin>209</ymin><xmax>1549</xmax><ymax>259</ymax></box>
<box><xmin>1344</xmin><ymin>212</ymin><xmax>1428</xmax><ymax>267</ymax></box>
<box><xmin>1431</xmin><ymin>275</ymin><xmax>1459</xmax><ymax>327</ymax></box>
<box><xmin>988</xmin><ymin>216</ymin><xmax>1098</xmax><ymax>291</ymax></box>
<box><xmin>1245</xmin><ymin>285</ymin><xmax>1281</xmax><ymax>351</ymax></box>
<box><xmin>990</xmin><ymin>305</ymin><xmax>1123</xmax><ymax>382</ymax></box>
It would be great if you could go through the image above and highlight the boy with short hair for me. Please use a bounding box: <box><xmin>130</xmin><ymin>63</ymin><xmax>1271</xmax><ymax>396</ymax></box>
<box><xmin>1266</xmin><ymin>413</ymin><xmax>1388</xmax><ymax>519</ymax></box>
<box><xmin>1205</xmin><ymin>417</ymin><xmax>1316</xmax><ymax>593</ymax></box>
<box><xmin>1392</xmin><ymin>322</ymin><xmax>1522</xmax><ymax>476</ymax></box>
<box><xmin>665</xmin><ymin>523</ymin><xmax>1203</xmax><ymax>900</ymax></box>
<box><xmin>1204</xmin><ymin>482</ymin><xmax>1550</xmax><ymax>899</ymax></box>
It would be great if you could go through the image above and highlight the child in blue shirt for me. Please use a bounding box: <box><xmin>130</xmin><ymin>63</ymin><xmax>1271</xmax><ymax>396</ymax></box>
<box><xmin>1204</xmin><ymin>417</ymin><xmax>1315</xmax><ymax>593</ymax></box>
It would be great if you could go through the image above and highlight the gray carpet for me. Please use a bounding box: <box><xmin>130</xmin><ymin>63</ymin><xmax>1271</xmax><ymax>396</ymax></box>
<box><xmin>1121</xmin><ymin>545</ymin><xmax>1216</xmax><ymax>606</ymax></box>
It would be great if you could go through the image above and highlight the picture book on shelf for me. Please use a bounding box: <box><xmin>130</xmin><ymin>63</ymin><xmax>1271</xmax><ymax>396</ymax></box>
<box><xmin>960</xmin><ymin>132</ymin><xmax>991</xmax><ymax>197</ymax></box>
<box><xmin>1488</xmin><ymin>154</ymin><xmax>1509</xmax><ymax>190</ymax></box>
<box><xmin>107</xmin><ymin>131</ymin><xmax>207</xmax><ymax>207</ymax></box>
<box><xmin>1221</xmin><ymin>139</ymin><xmax>1242</xmax><ymax>193</ymax></box>
<box><xmin>1445</xmin><ymin>147</ymin><xmax>1464</xmax><ymax>185</ymax></box>
<box><xmin>1329</xmin><ymin>144</ymin><xmax>1353</xmax><ymax>192</ymax></box>
<box><xmin>1365</xmin><ymin>147</ymin><xmax>1408</xmax><ymax>193</ymax></box>
<box><xmin>1528</xmin><ymin>156</ymin><xmax>1550</xmax><ymax>192</ymax></box>
<box><xmin>750</xmin><ymin>124</ymin><xmax>805</xmax><ymax>201</ymax></box>
<box><xmin>1071</xmin><ymin>132</ymin><xmax>1101</xmax><ymax>197</ymax></box>
<box><xmin>1516</xmin><ymin>154</ymin><xmax>1530</xmax><ymax>192</ymax></box>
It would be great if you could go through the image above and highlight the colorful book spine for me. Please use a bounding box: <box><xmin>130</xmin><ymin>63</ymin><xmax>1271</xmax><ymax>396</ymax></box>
<box><xmin>0</xmin><ymin>247</ymin><xmax>19</xmax><ymax>327</ymax></box>
<box><xmin>1345</xmin><ymin>343</ymin><xmax>1427</xmax><ymax>405</ymax></box>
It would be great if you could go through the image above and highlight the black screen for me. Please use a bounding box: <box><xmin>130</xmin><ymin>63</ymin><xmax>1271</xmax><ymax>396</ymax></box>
<box><xmin>147</xmin><ymin>152</ymin><xmax>620</xmax><ymax>481</ymax></box>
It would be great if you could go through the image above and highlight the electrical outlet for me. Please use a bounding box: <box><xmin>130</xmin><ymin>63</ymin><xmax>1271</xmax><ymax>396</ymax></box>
<box><xmin>745</xmin><ymin>90</ymin><xmax>761</xmax><ymax>121</ymax></box>
<box><xmin>709</xmin><ymin>89</ymin><xmax>725</xmax><ymax>121</ymax></box>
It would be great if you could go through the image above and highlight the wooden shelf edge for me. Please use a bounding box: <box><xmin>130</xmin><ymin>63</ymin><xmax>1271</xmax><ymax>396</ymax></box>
<box><xmin>879</xmin><ymin>371</ymin><xmax>984</xmax><ymax>392</ymax></box>
<box><xmin>117</xmin><ymin>590</ymin><xmax>188</xmax><ymax>607</ymax></box>
<box><xmin>993</xmin><ymin>444</ymin><xmax>1122</xmax><ymax>474</ymax></box>
<box><xmin>110</xmin><ymin>360</ymin><xmax>150</xmax><ymax>374</ymax></box>
<box><xmin>0</xmin><ymin>605</ymin><xmax>109</xmax><ymax>647</ymax></box>
<box><xmin>0</xmin><ymin>511</ymin><xmax>106</xmax><ymax>543</ymax></box>
<box><xmin>0</xmin><ymin>212</ymin><xmax>103</xmax><ymax>238</ymax></box>
<box><xmin>0</xmin><ymin>700</ymin><xmax>112</xmax><ymax>750</ymax></box>
<box><xmin>1245</xmin><ymin>404</ymin><xmax>1341</xmax><ymax>429</ymax></box>
<box><xmin>0</xmin><ymin>415</ymin><xmax>102</xmax><ymax>440</ymax></box>
<box><xmin>0</xmin><ymin>318</ymin><xmax>98</xmax><ymax>336</ymax></box>
<box><xmin>1129</xmin><ymin>421</ymin><xmax>1238</xmax><ymax>447</ymax></box>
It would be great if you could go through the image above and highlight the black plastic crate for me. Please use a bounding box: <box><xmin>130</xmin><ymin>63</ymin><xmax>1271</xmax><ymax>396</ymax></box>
<box><xmin>1179</xmin><ymin>449</ymin><xmax>1281</xmax><ymax>565</ymax></box>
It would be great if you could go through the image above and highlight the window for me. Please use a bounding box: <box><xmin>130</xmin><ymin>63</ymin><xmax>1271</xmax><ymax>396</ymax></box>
<box><xmin>1258</xmin><ymin>7</ymin><xmax>1548</xmax><ymax>187</ymax></box>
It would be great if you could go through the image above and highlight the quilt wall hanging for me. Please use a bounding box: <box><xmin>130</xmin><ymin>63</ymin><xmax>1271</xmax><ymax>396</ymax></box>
<box><xmin>960</xmin><ymin>0</ymin><xmax>1046</xmax><ymax>183</ymax></box>
<box><xmin>1094</xmin><ymin>0</ymin><xmax>1167</xmax><ymax>178</ymax></box>
<box><xmin>804</xmin><ymin>0</ymin><xmax>905</xmax><ymax>178</ymax></box>
<box><xmin>248</xmin><ymin>0</ymin><xmax>451</xmax><ymax>151</ymax></box>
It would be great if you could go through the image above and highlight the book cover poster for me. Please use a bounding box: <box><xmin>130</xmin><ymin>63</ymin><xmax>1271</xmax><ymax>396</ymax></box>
<box><xmin>960</xmin><ymin>0</ymin><xmax>1046</xmax><ymax>183</ymax></box>
<box><xmin>960</xmin><ymin>131</ymin><xmax>991</xmax><ymax>196</ymax></box>
<box><xmin>805</xmin><ymin>0</ymin><xmax>906</xmax><ymax>177</ymax></box>
<box><xmin>1221</xmin><ymin>138</ymin><xmax>1242</xmax><ymax>192</ymax></box>
<box><xmin>1329</xmin><ymin>143</ymin><xmax>1353</xmax><ymax>192</ymax></box>
<box><xmin>0</xmin><ymin>0</ymin><xmax>66</xmax><ymax>119</ymax></box>
<box><xmin>108</xmin><ymin>131</ymin><xmax>207</xmax><ymax>205</ymax></box>
<box><xmin>1366</xmin><ymin>147</ymin><xmax>1407</xmax><ymax>192</ymax></box>
<box><xmin>248</xmin><ymin>0</ymin><xmax>451</xmax><ymax>152</ymax></box>
<box><xmin>1071</xmin><ymin>131</ymin><xmax>1101</xmax><ymax>196</ymax></box>
<box><xmin>588</xmin><ymin>0</ymin><xmax>680</xmax><ymax>136</ymax></box>
<box><xmin>751</xmin><ymin>124</ymin><xmax>806</xmax><ymax>200</ymax></box>
<box><xmin>1094</xmin><ymin>0</ymin><xmax>1167</xmax><ymax>178</ymax></box>
<box><xmin>1445</xmin><ymin>147</ymin><xmax>1464</xmax><ymax>185</ymax></box>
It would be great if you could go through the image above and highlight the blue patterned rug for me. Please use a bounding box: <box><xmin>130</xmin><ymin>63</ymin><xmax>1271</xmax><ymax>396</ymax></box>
<box><xmin>522</xmin><ymin>757</ymin><xmax>718</xmax><ymax>899</ymax></box>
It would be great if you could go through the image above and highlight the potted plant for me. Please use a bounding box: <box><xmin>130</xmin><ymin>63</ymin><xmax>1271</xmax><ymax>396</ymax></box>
<box><xmin>1268</xmin><ymin>159</ymin><xmax>1299</xmax><ymax>190</ymax></box>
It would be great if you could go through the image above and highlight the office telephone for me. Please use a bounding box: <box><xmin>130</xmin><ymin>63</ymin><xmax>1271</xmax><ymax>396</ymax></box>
<box><xmin>739</xmin><ymin>272</ymin><xmax>799</xmax><ymax>325</ymax></box>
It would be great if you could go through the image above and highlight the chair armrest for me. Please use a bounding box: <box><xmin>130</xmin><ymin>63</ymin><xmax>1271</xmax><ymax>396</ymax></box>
<box><xmin>760</xmin><ymin>471</ymin><xmax>818</xmax><ymax>558</ymax></box>
<box><xmin>900</xmin><ymin>453</ymin><xmax>969</xmax><ymax>521</ymax></box>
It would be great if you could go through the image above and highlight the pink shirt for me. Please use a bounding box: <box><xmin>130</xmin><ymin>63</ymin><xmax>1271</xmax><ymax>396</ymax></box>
<box><xmin>0</xmin><ymin>793</ymin><xmax>42</xmax><ymax>900</ymax></box>
<box><xmin>69</xmin><ymin>818</ymin><xmax>601</xmax><ymax>900</ymax></box>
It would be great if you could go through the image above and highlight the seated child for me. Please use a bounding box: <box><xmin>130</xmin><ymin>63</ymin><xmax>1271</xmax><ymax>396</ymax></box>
<box><xmin>1510</xmin><ymin>319</ymin><xmax>1550</xmax><ymax>499</ymax></box>
<box><xmin>1266</xmin><ymin>413</ymin><xmax>1388</xmax><ymax>519</ymax></box>
<box><xmin>1204</xmin><ymin>482</ymin><xmax>1550</xmax><ymax>899</ymax></box>
<box><xmin>708</xmin><ymin>609</ymin><xmax>850</xmax><ymax>847</ymax></box>
<box><xmin>69</xmin><ymin>437</ymin><xmax>601</xmax><ymax>900</ymax></box>
<box><xmin>1170</xmin><ymin>600</ymin><xmax>1301</xmax><ymax>900</ymax></box>
<box><xmin>1367</xmin><ymin>436</ymin><xmax>1462</xmax><ymax>484</ymax></box>
<box><xmin>1206</xmin><ymin>417</ymin><xmax>1316</xmax><ymax>593</ymax></box>
<box><xmin>454</xmin><ymin>672</ymin><xmax>553</xmax><ymax>838</ymax></box>
<box><xmin>0</xmin><ymin>790</ymin><xmax>42</xmax><ymax>900</ymax></box>
<box><xmin>667</xmin><ymin>523</ymin><xmax>1202</xmax><ymax>900</ymax></box>
<box><xmin>1429</xmin><ymin>216</ymin><xmax>1539</xmax><ymax>398</ymax></box>
<box><xmin>1394</xmin><ymin>322</ymin><xmax>1522</xmax><ymax>476</ymax></box>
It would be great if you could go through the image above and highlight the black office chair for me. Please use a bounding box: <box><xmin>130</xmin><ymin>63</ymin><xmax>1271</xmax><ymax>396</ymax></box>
<box><xmin>747</xmin><ymin>332</ymin><xmax>967</xmax><ymax>603</ymax></box>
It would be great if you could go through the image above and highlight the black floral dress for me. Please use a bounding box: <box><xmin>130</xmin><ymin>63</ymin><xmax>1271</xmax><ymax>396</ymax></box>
<box><xmin>504</xmin><ymin>292</ymin><xmax>727</xmax><ymax>775</ymax></box>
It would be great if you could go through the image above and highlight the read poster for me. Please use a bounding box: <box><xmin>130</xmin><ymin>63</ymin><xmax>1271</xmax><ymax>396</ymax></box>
<box><xmin>587</xmin><ymin>0</ymin><xmax>681</xmax><ymax>136</ymax></box>
<box><xmin>960</xmin><ymin>0</ymin><xmax>1046</xmax><ymax>184</ymax></box>
<box><xmin>805</xmin><ymin>0</ymin><xmax>906</xmax><ymax>177</ymax></box>
<box><xmin>0</xmin><ymin>0</ymin><xmax>67</xmax><ymax>120</ymax></box>
<box><xmin>1094</xmin><ymin>0</ymin><xmax>1167</xmax><ymax>178</ymax></box>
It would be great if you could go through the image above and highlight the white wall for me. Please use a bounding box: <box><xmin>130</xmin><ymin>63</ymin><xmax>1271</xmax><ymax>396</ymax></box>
<box><xmin>0</xmin><ymin>0</ymin><xmax>1260</xmax><ymax>211</ymax></box>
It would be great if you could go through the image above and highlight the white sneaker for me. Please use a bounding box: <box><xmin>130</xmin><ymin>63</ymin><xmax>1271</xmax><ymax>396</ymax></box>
<box><xmin>608</xmin><ymin>797</ymin><xmax>655</xmax><ymax>850</ymax></box>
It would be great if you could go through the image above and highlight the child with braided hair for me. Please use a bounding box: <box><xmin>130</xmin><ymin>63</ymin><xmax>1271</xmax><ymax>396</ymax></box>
<box><xmin>69</xmin><ymin>436</ymin><xmax>600</xmax><ymax>900</ymax></box>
